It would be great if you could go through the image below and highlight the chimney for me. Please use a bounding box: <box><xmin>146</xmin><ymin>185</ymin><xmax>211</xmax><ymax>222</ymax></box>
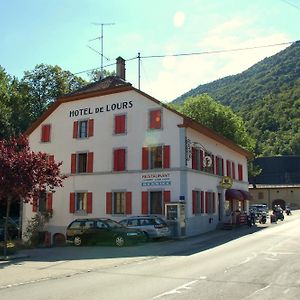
<box><xmin>116</xmin><ymin>56</ymin><xmax>126</xmax><ymax>80</ymax></box>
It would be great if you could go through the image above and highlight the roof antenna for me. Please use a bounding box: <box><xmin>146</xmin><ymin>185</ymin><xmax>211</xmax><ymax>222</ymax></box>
<box><xmin>89</xmin><ymin>22</ymin><xmax>115</xmax><ymax>78</ymax></box>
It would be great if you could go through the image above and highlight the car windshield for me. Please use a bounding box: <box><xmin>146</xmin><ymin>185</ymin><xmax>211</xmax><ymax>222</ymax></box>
<box><xmin>105</xmin><ymin>219</ymin><xmax>123</xmax><ymax>229</ymax></box>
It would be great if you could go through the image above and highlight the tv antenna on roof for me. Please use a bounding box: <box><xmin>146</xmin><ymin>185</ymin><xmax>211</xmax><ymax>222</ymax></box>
<box><xmin>89</xmin><ymin>22</ymin><xmax>115</xmax><ymax>74</ymax></box>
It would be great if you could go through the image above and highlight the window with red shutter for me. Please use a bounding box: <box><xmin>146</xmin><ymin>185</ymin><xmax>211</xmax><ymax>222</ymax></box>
<box><xmin>232</xmin><ymin>162</ymin><xmax>236</xmax><ymax>179</ymax></box>
<box><xmin>114</xmin><ymin>114</ymin><xmax>126</xmax><ymax>134</ymax></box>
<box><xmin>192</xmin><ymin>191</ymin><xmax>197</xmax><ymax>214</ymax></box>
<box><xmin>149</xmin><ymin>109</ymin><xmax>162</xmax><ymax>129</ymax></box>
<box><xmin>125</xmin><ymin>192</ymin><xmax>132</xmax><ymax>215</ymax></box>
<box><xmin>87</xmin><ymin>152</ymin><xmax>94</xmax><ymax>173</ymax></box>
<box><xmin>163</xmin><ymin>145</ymin><xmax>170</xmax><ymax>168</ymax></box>
<box><xmin>200</xmin><ymin>191</ymin><xmax>204</xmax><ymax>214</ymax></box>
<box><xmin>142</xmin><ymin>147</ymin><xmax>149</xmax><ymax>170</ymax></box>
<box><xmin>73</xmin><ymin>121</ymin><xmax>78</xmax><ymax>139</ymax></box>
<box><xmin>238</xmin><ymin>164</ymin><xmax>243</xmax><ymax>181</ymax></box>
<box><xmin>47</xmin><ymin>193</ymin><xmax>53</xmax><ymax>211</ymax></box>
<box><xmin>226</xmin><ymin>160</ymin><xmax>231</xmax><ymax>177</ymax></box>
<box><xmin>141</xmin><ymin>191</ymin><xmax>148</xmax><ymax>214</ymax></box>
<box><xmin>113</xmin><ymin>148</ymin><xmax>126</xmax><ymax>171</ymax></box>
<box><xmin>88</xmin><ymin>119</ymin><xmax>94</xmax><ymax>137</ymax></box>
<box><xmin>69</xmin><ymin>193</ymin><xmax>75</xmax><ymax>213</ymax></box>
<box><xmin>87</xmin><ymin>192</ymin><xmax>93</xmax><ymax>213</ymax></box>
<box><xmin>106</xmin><ymin>192</ymin><xmax>112</xmax><ymax>214</ymax></box>
<box><xmin>41</xmin><ymin>124</ymin><xmax>51</xmax><ymax>142</ymax></box>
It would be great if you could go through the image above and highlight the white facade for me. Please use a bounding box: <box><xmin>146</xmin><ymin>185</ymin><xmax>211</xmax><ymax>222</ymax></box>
<box><xmin>23</xmin><ymin>76</ymin><xmax>251</xmax><ymax>241</ymax></box>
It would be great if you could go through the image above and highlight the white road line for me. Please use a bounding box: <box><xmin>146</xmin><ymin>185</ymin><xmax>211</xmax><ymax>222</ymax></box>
<box><xmin>151</xmin><ymin>279</ymin><xmax>199</xmax><ymax>299</ymax></box>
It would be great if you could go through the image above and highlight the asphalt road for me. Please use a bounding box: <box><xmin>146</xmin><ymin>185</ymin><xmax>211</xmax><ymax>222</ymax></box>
<box><xmin>1</xmin><ymin>211</ymin><xmax>299</xmax><ymax>300</ymax></box>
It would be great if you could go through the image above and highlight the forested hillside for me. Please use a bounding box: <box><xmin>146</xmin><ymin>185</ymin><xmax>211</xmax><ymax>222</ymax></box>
<box><xmin>173</xmin><ymin>41</ymin><xmax>300</xmax><ymax>156</ymax></box>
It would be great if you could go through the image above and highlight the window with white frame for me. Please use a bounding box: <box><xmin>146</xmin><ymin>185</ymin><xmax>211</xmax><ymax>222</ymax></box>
<box><xmin>113</xmin><ymin>192</ymin><xmax>126</xmax><ymax>214</ymax></box>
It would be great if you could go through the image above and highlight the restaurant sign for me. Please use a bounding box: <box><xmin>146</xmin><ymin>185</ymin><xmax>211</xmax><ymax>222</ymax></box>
<box><xmin>141</xmin><ymin>172</ymin><xmax>171</xmax><ymax>187</ymax></box>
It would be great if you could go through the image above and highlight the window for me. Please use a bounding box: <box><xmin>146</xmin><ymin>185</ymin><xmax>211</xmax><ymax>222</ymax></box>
<box><xmin>113</xmin><ymin>192</ymin><xmax>125</xmax><ymax>214</ymax></box>
<box><xmin>215</xmin><ymin>156</ymin><xmax>224</xmax><ymax>176</ymax></box>
<box><xmin>73</xmin><ymin>119</ymin><xmax>94</xmax><ymax>139</ymax></box>
<box><xmin>38</xmin><ymin>192</ymin><xmax>47</xmax><ymax>212</ymax></box>
<box><xmin>69</xmin><ymin>192</ymin><xmax>92</xmax><ymax>214</ymax></box>
<box><xmin>206</xmin><ymin>192</ymin><xmax>215</xmax><ymax>214</ymax></box>
<box><xmin>71</xmin><ymin>152</ymin><xmax>94</xmax><ymax>173</ymax></box>
<box><xmin>142</xmin><ymin>145</ymin><xmax>170</xmax><ymax>170</ymax></box>
<box><xmin>33</xmin><ymin>192</ymin><xmax>53</xmax><ymax>213</ymax></box>
<box><xmin>150</xmin><ymin>191</ymin><xmax>163</xmax><ymax>215</ymax></box>
<box><xmin>113</xmin><ymin>148</ymin><xmax>126</xmax><ymax>171</ymax></box>
<box><xmin>106</xmin><ymin>191</ymin><xmax>132</xmax><ymax>215</ymax></box>
<box><xmin>149</xmin><ymin>109</ymin><xmax>162</xmax><ymax>130</ymax></box>
<box><xmin>150</xmin><ymin>146</ymin><xmax>163</xmax><ymax>169</ymax></box>
<box><xmin>114</xmin><ymin>114</ymin><xmax>126</xmax><ymax>134</ymax></box>
<box><xmin>192</xmin><ymin>190</ymin><xmax>204</xmax><ymax>214</ymax></box>
<box><xmin>41</xmin><ymin>124</ymin><xmax>51</xmax><ymax>142</ymax></box>
<box><xmin>192</xmin><ymin>148</ymin><xmax>204</xmax><ymax>171</ymax></box>
<box><xmin>79</xmin><ymin>120</ymin><xmax>88</xmax><ymax>138</ymax></box>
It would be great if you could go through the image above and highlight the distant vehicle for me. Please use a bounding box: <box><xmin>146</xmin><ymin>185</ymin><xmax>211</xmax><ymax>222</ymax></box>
<box><xmin>119</xmin><ymin>216</ymin><xmax>171</xmax><ymax>240</ymax></box>
<box><xmin>66</xmin><ymin>218</ymin><xmax>145</xmax><ymax>247</ymax></box>
<box><xmin>249</xmin><ymin>204</ymin><xmax>269</xmax><ymax>215</ymax></box>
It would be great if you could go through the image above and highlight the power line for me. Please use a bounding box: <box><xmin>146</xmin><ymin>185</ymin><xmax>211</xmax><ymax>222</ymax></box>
<box><xmin>74</xmin><ymin>40</ymin><xmax>298</xmax><ymax>76</ymax></box>
<box><xmin>281</xmin><ymin>0</ymin><xmax>300</xmax><ymax>11</ymax></box>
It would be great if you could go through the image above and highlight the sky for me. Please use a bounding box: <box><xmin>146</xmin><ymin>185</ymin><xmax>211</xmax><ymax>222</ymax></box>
<box><xmin>1</xmin><ymin>0</ymin><xmax>299</xmax><ymax>102</ymax></box>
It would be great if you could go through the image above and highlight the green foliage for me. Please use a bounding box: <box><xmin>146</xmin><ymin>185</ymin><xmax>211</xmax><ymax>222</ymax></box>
<box><xmin>177</xmin><ymin>94</ymin><xmax>255</xmax><ymax>152</ymax></box>
<box><xmin>173</xmin><ymin>41</ymin><xmax>300</xmax><ymax>156</ymax></box>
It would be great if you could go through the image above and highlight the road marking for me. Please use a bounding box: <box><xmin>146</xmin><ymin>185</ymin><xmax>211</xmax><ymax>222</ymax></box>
<box><xmin>151</xmin><ymin>280</ymin><xmax>199</xmax><ymax>299</ymax></box>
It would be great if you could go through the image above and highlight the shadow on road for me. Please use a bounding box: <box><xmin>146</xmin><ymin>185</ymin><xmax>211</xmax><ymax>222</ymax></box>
<box><xmin>0</xmin><ymin>223</ymin><xmax>272</xmax><ymax>269</ymax></box>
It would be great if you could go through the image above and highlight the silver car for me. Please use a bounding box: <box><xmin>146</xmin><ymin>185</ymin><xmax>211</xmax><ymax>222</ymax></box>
<box><xmin>119</xmin><ymin>216</ymin><xmax>171</xmax><ymax>240</ymax></box>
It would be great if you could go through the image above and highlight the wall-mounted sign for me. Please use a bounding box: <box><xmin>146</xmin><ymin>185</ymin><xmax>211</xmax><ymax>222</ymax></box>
<box><xmin>69</xmin><ymin>100</ymin><xmax>133</xmax><ymax>118</ymax></box>
<box><xmin>220</xmin><ymin>176</ymin><xmax>233</xmax><ymax>189</ymax></box>
<box><xmin>141</xmin><ymin>172</ymin><xmax>171</xmax><ymax>187</ymax></box>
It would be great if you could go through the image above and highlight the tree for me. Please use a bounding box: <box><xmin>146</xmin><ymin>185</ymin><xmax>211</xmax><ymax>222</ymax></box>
<box><xmin>0</xmin><ymin>135</ymin><xmax>66</xmax><ymax>257</ymax></box>
<box><xmin>21</xmin><ymin>64</ymin><xmax>87</xmax><ymax>122</ymax></box>
<box><xmin>87</xmin><ymin>69</ymin><xmax>116</xmax><ymax>82</ymax></box>
<box><xmin>178</xmin><ymin>94</ymin><xmax>255</xmax><ymax>152</ymax></box>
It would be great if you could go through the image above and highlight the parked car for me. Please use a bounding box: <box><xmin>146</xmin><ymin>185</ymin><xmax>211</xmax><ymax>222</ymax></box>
<box><xmin>0</xmin><ymin>218</ymin><xmax>20</xmax><ymax>241</ymax></box>
<box><xmin>119</xmin><ymin>216</ymin><xmax>171</xmax><ymax>240</ymax></box>
<box><xmin>66</xmin><ymin>218</ymin><xmax>145</xmax><ymax>247</ymax></box>
<box><xmin>249</xmin><ymin>204</ymin><xmax>269</xmax><ymax>215</ymax></box>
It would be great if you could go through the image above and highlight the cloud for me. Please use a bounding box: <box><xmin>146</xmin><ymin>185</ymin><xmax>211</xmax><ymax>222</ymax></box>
<box><xmin>173</xmin><ymin>11</ymin><xmax>185</xmax><ymax>28</ymax></box>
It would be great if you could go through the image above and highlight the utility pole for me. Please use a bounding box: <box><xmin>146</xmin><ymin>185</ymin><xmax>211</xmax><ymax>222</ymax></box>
<box><xmin>138</xmin><ymin>52</ymin><xmax>141</xmax><ymax>90</ymax></box>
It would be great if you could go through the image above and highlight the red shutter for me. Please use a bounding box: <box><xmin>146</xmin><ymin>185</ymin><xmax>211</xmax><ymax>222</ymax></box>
<box><xmin>192</xmin><ymin>191</ymin><xmax>197</xmax><ymax>214</ymax></box>
<box><xmin>205</xmin><ymin>192</ymin><xmax>209</xmax><ymax>214</ymax></box>
<box><xmin>216</xmin><ymin>157</ymin><xmax>220</xmax><ymax>175</ymax></box>
<box><xmin>41</xmin><ymin>125</ymin><xmax>51</xmax><ymax>142</ymax></box>
<box><xmin>88</xmin><ymin>119</ymin><xmax>94</xmax><ymax>137</ymax></box>
<box><xmin>212</xmin><ymin>192</ymin><xmax>216</xmax><ymax>213</ymax></box>
<box><xmin>71</xmin><ymin>154</ymin><xmax>77</xmax><ymax>173</ymax></box>
<box><xmin>73</xmin><ymin>121</ymin><xmax>78</xmax><ymax>138</ymax></box>
<box><xmin>106</xmin><ymin>192</ymin><xmax>112</xmax><ymax>214</ymax></box>
<box><xmin>47</xmin><ymin>193</ymin><xmax>53</xmax><ymax>210</ymax></box>
<box><xmin>232</xmin><ymin>162</ymin><xmax>236</xmax><ymax>179</ymax></box>
<box><xmin>150</xmin><ymin>109</ymin><xmax>161</xmax><ymax>129</ymax></box>
<box><xmin>141</xmin><ymin>191</ymin><xmax>148</xmax><ymax>214</ymax></box>
<box><xmin>87</xmin><ymin>192</ymin><xmax>93</xmax><ymax>213</ymax></box>
<box><xmin>163</xmin><ymin>145</ymin><xmax>170</xmax><ymax>168</ymax></box>
<box><xmin>126</xmin><ymin>192</ymin><xmax>132</xmax><ymax>215</ymax></box>
<box><xmin>69</xmin><ymin>193</ymin><xmax>75</xmax><ymax>213</ymax></box>
<box><xmin>200</xmin><ymin>150</ymin><xmax>204</xmax><ymax>171</ymax></box>
<box><xmin>238</xmin><ymin>164</ymin><xmax>243</xmax><ymax>181</ymax></box>
<box><xmin>200</xmin><ymin>191</ymin><xmax>204</xmax><ymax>213</ymax></box>
<box><xmin>192</xmin><ymin>147</ymin><xmax>196</xmax><ymax>169</ymax></box>
<box><xmin>115</xmin><ymin>115</ymin><xmax>126</xmax><ymax>134</ymax></box>
<box><xmin>211</xmin><ymin>154</ymin><xmax>215</xmax><ymax>174</ymax></box>
<box><xmin>164</xmin><ymin>190</ymin><xmax>171</xmax><ymax>203</ymax></box>
<box><xmin>87</xmin><ymin>152</ymin><xmax>94</xmax><ymax>173</ymax></box>
<box><xmin>142</xmin><ymin>147</ymin><xmax>149</xmax><ymax>170</ymax></box>
<box><xmin>221</xmin><ymin>159</ymin><xmax>224</xmax><ymax>176</ymax></box>
<box><xmin>32</xmin><ymin>196</ymin><xmax>38</xmax><ymax>212</ymax></box>
<box><xmin>114</xmin><ymin>149</ymin><xmax>126</xmax><ymax>171</ymax></box>
<box><xmin>226</xmin><ymin>160</ymin><xmax>231</xmax><ymax>177</ymax></box>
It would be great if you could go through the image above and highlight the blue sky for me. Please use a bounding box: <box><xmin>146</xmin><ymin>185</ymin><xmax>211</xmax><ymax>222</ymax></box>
<box><xmin>1</xmin><ymin>0</ymin><xmax>299</xmax><ymax>102</ymax></box>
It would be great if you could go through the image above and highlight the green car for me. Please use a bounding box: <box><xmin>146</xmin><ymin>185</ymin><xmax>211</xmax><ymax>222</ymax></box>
<box><xmin>66</xmin><ymin>218</ymin><xmax>145</xmax><ymax>247</ymax></box>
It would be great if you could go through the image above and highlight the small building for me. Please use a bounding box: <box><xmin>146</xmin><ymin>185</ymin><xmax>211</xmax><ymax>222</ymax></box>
<box><xmin>23</xmin><ymin>57</ymin><xmax>253</xmax><ymax>243</ymax></box>
<box><xmin>249</xmin><ymin>156</ymin><xmax>300</xmax><ymax>209</ymax></box>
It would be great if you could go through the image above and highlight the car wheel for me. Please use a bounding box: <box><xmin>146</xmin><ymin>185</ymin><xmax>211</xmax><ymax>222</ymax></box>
<box><xmin>115</xmin><ymin>235</ymin><xmax>125</xmax><ymax>247</ymax></box>
<box><xmin>74</xmin><ymin>236</ymin><xmax>82</xmax><ymax>246</ymax></box>
<box><xmin>143</xmin><ymin>232</ymin><xmax>149</xmax><ymax>241</ymax></box>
